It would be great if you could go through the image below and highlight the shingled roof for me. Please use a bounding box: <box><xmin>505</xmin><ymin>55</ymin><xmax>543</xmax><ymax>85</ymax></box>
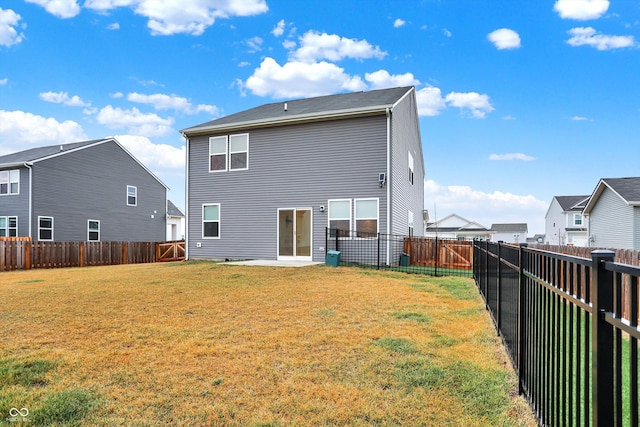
<box><xmin>555</xmin><ymin>195</ymin><xmax>590</xmax><ymax>211</ymax></box>
<box><xmin>181</xmin><ymin>86</ymin><xmax>414</xmax><ymax>135</ymax></box>
<box><xmin>584</xmin><ymin>177</ymin><xmax>640</xmax><ymax>213</ymax></box>
<box><xmin>0</xmin><ymin>139</ymin><xmax>106</xmax><ymax>166</ymax></box>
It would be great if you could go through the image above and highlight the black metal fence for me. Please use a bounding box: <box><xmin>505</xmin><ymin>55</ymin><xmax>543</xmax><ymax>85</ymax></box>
<box><xmin>473</xmin><ymin>240</ymin><xmax>640</xmax><ymax>426</ymax></box>
<box><xmin>325</xmin><ymin>228</ymin><xmax>473</xmax><ymax>277</ymax></box>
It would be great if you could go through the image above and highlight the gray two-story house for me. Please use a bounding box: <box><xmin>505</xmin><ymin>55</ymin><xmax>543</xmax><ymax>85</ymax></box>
<box><xmin>583</xmin><ymin>177</ymin><xmax>640</xmax><ymax>250</ymax></box>
<box><xmin>0</xmin><ymin>138</ymin><xmax>168</xmax><ymax>242</ymax></box>
<box><xmin>181</xmin><ymin>86</ymin><xmax>425</xmax><ymax>263</ymax></box>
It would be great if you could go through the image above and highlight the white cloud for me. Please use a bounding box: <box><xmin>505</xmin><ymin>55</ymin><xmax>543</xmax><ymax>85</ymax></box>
<box><xmin>0</xmin><ymin>8</ymin><xmax>24</xmax><ymax>47</ymax></box>
<box><xmin>25</xmin><ymin>0</ymin><xmax>80</xmax><ymax>18</ymax></box>
<box><xmin>443</xmin><ymin>29</ymin><xmax>452</xmax><ymax>38</ymax></box>
<box><xmin>0</xmin><ymin>78</ymin><xmax>7</xmax><ymax>85</ymax></box>
<box><xmin>115</xmin><ymin>134</ymin><xmax>185</xmax><ymax>171</ymax></box>
<box><xmin>424</xmin><ymin>179</ymin><xmax>548</xmax><ymax>234</ymax></box>
<box><xmin>246</xmin><ymin>36</ymin><xmax>263</xmax><ymax>52</ymax></box>
<box><xmin>393</xmin><ymin>18</ymin><xmax>406</xmax><ymax>28</ymax></box>
<box><xmin>243</xmin><ymin>57</ymin><xmax>367</xmax><ymax>99</ymax></box>
<box><xmin>95</xmin><ymin>105</ymin><xmax>174</xmax><ymax>136</ymax></box>
<box><xmin>0</xmin><ymin>110</ymin><xmax>87</xmax><ymax>152</ymax></box>
<box><xmin>445</xmin><ymin>92</ymin><xmax>494</xmax><ymax>118</ymax></box>
<box><xmin>489</xmin><ymin>153</ymin><xmax>536</xmax><ymax>161</ymax></box>
<box><xmin>554</xmin><ymin>0</ymin><xmax>609</xmax><ymax>20</ymax></box>
<box><xmin>566</xmin><ymin>26</ymin><xmax>635</xmax><ymax>50</ymax></box>
<box><xmin>416</xmin><ymin>86</ymin><xmax>447</xmax><ymax>117</ymax></box>
<box><xmin>126</xmin><ymin>92</ymin><xmax>219</xmax><ymax>115</ymax></box>
<box><xmin>365</xmin><ymin>70</ymin><xmax>420</xmax><ymax>89</ymax></box>
<box><xmin>272</xmin><ymin>19</ymin><xmax>285</xmax><ymax>37</ymax></box>
<box><xmin>571</xmin><ymin>115</ymin><xmax>589</xmax><ymax>121</ymax></box>
<box><xmin>84</xmin><ymin>0</ymin><xmax>268</xmax><ymax>35</ymax></box>
<box><xmin>487</xmin><ymin>28</ymin><xmax>521</xmax><ymax>50</ymax></box>
<box><xmin>39</xmin><ymin>91</ymin><xmax>91</xmax><ymax>107</ymax></box>
<box><xmin>290</xmin><ymin>31</ymin><xmax>386</xmax><ymax>63</ymax></box>
<box><xmin>107</xmin><ymin>22</ymin><xmax>120</xmax><ymax>30</ymax></box>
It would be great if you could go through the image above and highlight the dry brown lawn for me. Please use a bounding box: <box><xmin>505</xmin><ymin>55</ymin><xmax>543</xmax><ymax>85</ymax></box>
<box><xmin>0</xmin><ymin>261</ymin><xmax>536</xmax><ymax>426</ymax></box>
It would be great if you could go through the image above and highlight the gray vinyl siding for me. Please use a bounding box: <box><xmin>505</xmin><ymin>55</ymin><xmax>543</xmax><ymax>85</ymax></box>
<box><xmin>187</xmin><ymin>115</ymin><xmax>389</xmax><ymax>261</ymax></box>
<box><xmin>31</xmin><ymin>141</ymin><xmax>166</xmax><ymax>242</ymax></box>
<box><xmin>589</xmin><ymin>187</ymin><xmax>635</xmax><ymax>249</ymax></box>
<box><xmin>390</xmin><ymin>90</ymin><xmax>424</xmax><ymax>237</ymax></box>
<box><xmin>0</xmin><ymin>167</ymin><xmax>30</xmax><ymax>236</ymax></box>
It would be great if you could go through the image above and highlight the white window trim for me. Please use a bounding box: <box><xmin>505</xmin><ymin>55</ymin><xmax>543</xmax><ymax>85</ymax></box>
<box><xmin>88</xmin><ymin>219</ymin><xmax>100</xmax><ymax>242</ymax></box>
<box><xmin>202</xmin><ymin>203</ymin><xmax>221</xmax><ymax>239</ymax></box>
<box><xmin>354</xmin><ymin>198</ymin><xmax>379</xmax><ymax>238</ymax></box>
<box><xmin>573</xmin><ymin>213</ymin><xmax>583</xmax><ymax>226</ymax></box>
<box><xmin>0</xmin><ymin>169</ymin><xmax>20</xmax><ymax>196</ymax></box>
<box><xmin>38</xmin><ymin>216</ymin><xmax>54</xmax><ymax>241</ymax></box>
<box><xmin>0</xmin><ymin>216</ymin><xmax>18</xmax><ymax>237</ymax></box>
<box><xmin>229</xmin><ymin>133</ymin><xmax>249</xmax><ymax>171</ymax></box>
<box><xmin>127</xmin><ymin>185</ymin><xmax>137</xmax><ymax>206</ymax></box>
<box><xmin>408</xmin><ymin>152</ymin><xmax>414</xmax><ymax>185</ymax></box>
<box><xmin>209</xmin><ymin>136</ymin><xmax>228</xmax><ymax>173</ymax></box>
<box><xmin>328</xmin><ymin>199</ymin><xmax>352</xmax><ymax>238</ymax></box>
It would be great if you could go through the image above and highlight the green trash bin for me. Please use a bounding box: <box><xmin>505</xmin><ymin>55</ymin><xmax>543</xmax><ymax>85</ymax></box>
<box><xmin>400</xmin><ymin>252</ymin><xmax>410</xmax><ymax>267</ymax></box>
<box><xmin>326</xmin><ymin>250</ymin><xmax>341</xmax><ymax>267</ymax></box>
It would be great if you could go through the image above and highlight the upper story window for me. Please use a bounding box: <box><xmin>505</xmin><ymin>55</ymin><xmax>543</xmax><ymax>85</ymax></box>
<box><xmin>229</xmin><ymin>134</ymin><xmax>249</xmax><ymax>170</ymax></box>
<box><xmin>209</xmin><ymin>134</ymin><xmax>249</xmax><ymax>172</ymax></box>
<box><xmin>127</xmin><ymin>185</ymin><xmax>138</xmax><ymax>206</ymax></box>
<box><xmin>573</xmin><ymin>213</ymin><xmax>583</xmax><ymax>226</ymax></box>
<box><xmin>0</xmin><ymin>170</ymin><xmax>19</xmax><ymax>195</ymax></box>
<box><xmin>0</xmin><ymin>216</ymin><xmax>17</xmax><ymax>237</ymax></box>
<box><xmin>408</xmin><ymin>153</ymin><xmax>414</xmax><ymax>185</ymax></box>
<box><xmin>209</xmin><ymin>136</ymin><xmax>227</xmax><ymax>172</ymax></box>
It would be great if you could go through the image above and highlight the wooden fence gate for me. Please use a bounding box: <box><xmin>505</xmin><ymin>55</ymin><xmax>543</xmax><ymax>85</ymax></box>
<box><xmin>403</xmin><ymin>237</ymin><xmax>473</xmax><ymax>270</ymax></box>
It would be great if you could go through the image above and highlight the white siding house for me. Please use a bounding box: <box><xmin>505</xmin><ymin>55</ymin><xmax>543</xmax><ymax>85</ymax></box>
<box><xmin>545</xmin><ymin>195</ymin><xmax>589</xmax><ymax>246</ymax></box>
<box><xmin>425</xmin><ymin>213</ymin><xmax>492</xmax><ymax>240</ymax></box>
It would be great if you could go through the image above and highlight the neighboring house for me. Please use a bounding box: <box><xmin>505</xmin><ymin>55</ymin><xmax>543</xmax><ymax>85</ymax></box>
<box><xmin>425</xmin><ymin>214</ymin><xmax>492</xmax><ymax>240</ymax></box>
<box><xmin>0</xmin><ymin>138</ymin><xmax>168</xmax><ymax>242</ymax></box>
<box><xmin>583</xmin><ymin>177</ymin><xmax>640</xmax><ymax>250</ymax></box>
<box><xmin>545</xmin><ymin>195</ymin><xmax>590</xmax><ymax>246</ymax></box>
<box><xmin>527</xmin><ymin>234</ymin><xmax>545</xmax><ymax>244</ymax></box>
<box><xmin>181</xmin><ymin>86</ymin><xmax>425</xmax><ymax>262</ymax></box>
<box><xmin>491</xmin><ymin>223</ymin><xmax>528</xmax><ymax>244</ymax></box>
<box><xmin>167</xmin><ymin>200</ymin><xmax>185</xmax><ymax>241</ymax></box>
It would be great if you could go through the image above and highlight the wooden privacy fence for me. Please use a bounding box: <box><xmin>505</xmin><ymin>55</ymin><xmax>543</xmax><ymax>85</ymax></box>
<box><xmin>403</xmin><ymin>237</ymin><xmax>473</xmax><ymax>270</ymax></box>
<box><xmin>0</xmin><ymin>238</ymin><xmax>185</xmax><ymax>271</ymax></box>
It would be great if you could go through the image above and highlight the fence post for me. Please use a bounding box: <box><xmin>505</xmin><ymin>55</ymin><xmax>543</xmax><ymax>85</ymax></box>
<box><xmin>24</xmin><ymin>241</ymin><xmax>32</xmax><ymax>270</ymax></box>
<box><xmin>517</xmin><ymin>243</ymin><xmax>528</xmax><ymax>394</ymax></box>
<box><xmin>496</xmin><ymin>242</ymin><xmax>502</xmax><ymax>332</ymax></box>
<box><xmin>591</xmin><ymin>250</ymin><xmax>615</xmax><ymax>426</ymax></box>
<box><xmin>377</xmin><ymin>232</ymin><xmax>381</xmax><ymax>270</ymax></box>
<box><xmin>434</xmin><ymin>236</ymin><xmax>439</xmax><ymax>277</ymax></box>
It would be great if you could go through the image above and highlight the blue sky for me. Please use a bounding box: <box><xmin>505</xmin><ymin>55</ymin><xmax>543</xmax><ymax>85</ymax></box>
<box><xmin>1</xmin><ymin>0</ymin><xmax>639</xmax><ymax>235</ymax></box>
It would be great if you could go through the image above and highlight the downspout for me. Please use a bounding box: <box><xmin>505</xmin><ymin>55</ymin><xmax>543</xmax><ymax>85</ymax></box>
<box><xmin>183</xmin><ymin>134</ymin><xmax>190</xmax><ymax>260</ymax></box>
<box><xmin>25</xmin><ymin>163</ymin><xmax>33</xmax><ymax>238</ymax></box>
<box><xmin>386</xmin><ymin>107</ymin><xmax>391</xmax><ymax>266</ymax></box>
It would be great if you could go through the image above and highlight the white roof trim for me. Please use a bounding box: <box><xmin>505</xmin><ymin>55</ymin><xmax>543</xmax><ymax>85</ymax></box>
<box><xmin>181</xmin><ymin>105</ymin><xmax>390</xmax><ymax>135</ymax></box>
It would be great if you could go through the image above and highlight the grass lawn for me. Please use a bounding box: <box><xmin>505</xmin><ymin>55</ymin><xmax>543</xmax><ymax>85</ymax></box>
<box><xmin>0</xmin><ymin>262</ymin><xmax>536</xmax><ymax>426</ymax></box>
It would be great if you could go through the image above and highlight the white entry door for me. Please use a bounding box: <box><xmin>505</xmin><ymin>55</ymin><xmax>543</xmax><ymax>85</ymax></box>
<box><xmin>278</xmin><ymin>208</ymin><xmax>312</xmax><ymax>260</ymax></box>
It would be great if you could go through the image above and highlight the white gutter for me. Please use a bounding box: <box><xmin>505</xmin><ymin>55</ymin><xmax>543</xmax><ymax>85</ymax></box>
<box><xmin>25</xmin><ymin>163</ymin><xmax>33</xmax><ymax>238</ymax></box>
<box><xmin>184</xmin><ymin>135</ymin><xmax>190</xmax><ymax>260</ymax></box>
<box><xmin>386</xmin><ymin>107</ymin><xmax>391</xmax><ymax>266</ymax></box>
<box><xmin>182</xmin><ymin>105</ymin><xmax>390</xmax><ymax>136</ymax></box>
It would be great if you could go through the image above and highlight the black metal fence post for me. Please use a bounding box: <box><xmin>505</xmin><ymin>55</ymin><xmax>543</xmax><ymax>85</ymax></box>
<box><xmin>518</xmin><ymin>243</ymin><xmax>528</xmax><ymax>394</ymax></box>
<box><xmin>496</xmin><ymin>242</ymin><xmax>502</xmax><ymax>331</ymax></box>
<box><xmin>591</xmin><ymin>250</ymin><xmax>615</xmax><ymax>426</ymax></box>
<box><xmin>434</xmin><ymin>236</ymin><xmax>439</xmax><ymax>277</ymax></box>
